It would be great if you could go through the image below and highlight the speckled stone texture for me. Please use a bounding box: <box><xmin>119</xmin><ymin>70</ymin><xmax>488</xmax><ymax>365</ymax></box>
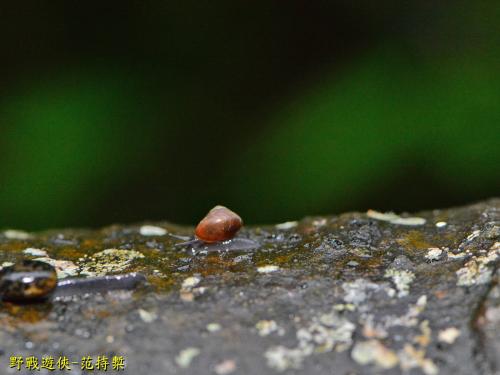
<box><xmin>0</xmin><ymin>199</ymin><xmax>498</xmax><ymax>375</ymax></box>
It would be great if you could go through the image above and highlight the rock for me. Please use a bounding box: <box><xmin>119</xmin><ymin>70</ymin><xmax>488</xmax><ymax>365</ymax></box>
<box><xmin>0</xmin><ymin>199</ymin><xmax>499</xmax><ymax>374</ymax></box>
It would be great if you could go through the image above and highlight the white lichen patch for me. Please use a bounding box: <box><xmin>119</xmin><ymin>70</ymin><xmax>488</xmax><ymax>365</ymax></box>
<box><xmin>358</xmin><ymin>298</ymin><xmax>436</xmax><ymax>374</ymax></box>
<box><xmin>414</xmin><ymin>320</ymin><xmax>432</xmax><ymax>347</ymax></box>
<box><xmin>367</xmin><ymin>210</ymin><xmax>426</xmax><ymax>226</ymax></box>
<box><xmin>366</xmin><ymin>210</ymin><xmax>400</xmax><ymax>221</ymax></box>
<box><xmin>484</xmin><ymin>224</ymin><xmax>500</xmax><ymax>239</ymax></box>
<box><xmin>384</xmin><ymin>295</ymin><xmax>427</xmax><ymax>328</ymax></box>
<box><xmin>181</xmin><ymin>276</ymin><xmax>201</xmax><ymax>290</ymax></box>
<box><xmin>425</xmin><ymin>248</ymin><xmax>443</xmax><ymax>261</ymax></box>
<box><xmin>333</xmin><ymin>303</ymin><xmax>356</xmax><ymax>312</ymax></box>
<box><xmin>257</xmin><ymin>265</ymin><xmax>280</xmax><ymax>273</ymax></box>
<box><xmin>138</xmin><ymin>309</ymin><xmax>157</xmax><ymax>323</ymax></box>
<box><xmin>214</xmin><ymin>359</ymin><xmax>237</xmax><ymax>375</ymax></box>
<box><xmin>206</xmin><ymin>323</ymin><xmax>222</xmax><ymax>332</ymax></box>
<box><xmin>466</xmin><ymin>230</ymin><xmax>481</xmax><ymax>242</ymax></box>
<box><xmin>180</xmin><ymin>276</ymin><xmax>203</xmax><ymax>302</ymax></box>
<box><xmin>264</xmin><ymin>311</ymin><xmax>355</xmax><ymax>372</ymax></box>
<box><xmin>393</xmin><ymin>314</ymin><xmax>436</xmax><ymax>374</ymax></box>
<box><xmin>297</xmin><ymin>314</ymin><xmax>355</xmax><ymax>353</ymax></box>
<box><xmin>391</xmin><ymin>217</ymin><xmax>427</xmax><ymax>226</ymax></box>
<box><xmin>139</xmin><ymin>225</ymin><xmax>167</xmax><ymax>236</ymax></box>
<box><xmin>264</xmin><ymin>346</ymin><xmax>307</xmax><ymax>372</ymax></box>
<box><xmin>23</xmin><ymin>248</ymin><xmax>48</xmax><ymax>257</ymax></box>
<box><xmin>351</xmin><ymin>340</ymin><xmax>399</xmax><ymax>369</ymax></box>
<box><xmin>384</xmin><ymin>268</ymin><xmax>415</xmax><ymax>297</ymax></box>
<box><xmin>297</xmin><ymin>314</ymin><xmax>355</xmax><ymax>354</ymax></box>
<box><xmin>79</xmin><ymin>249</ymin><xmax>145</xmax><ymax>277</ymax></box>
<box><xmin>3</xmin><ymin>229</ymin><xmax>32</xmax><ymax>240</ymax></box>
<box><xmin>176</xmin><ymin>347</ymin><xmax>200</xmax><ymax>368</ymax></box>
<box><xmin>256</xmin><ymin>320</ymin><xmax>284</xmax><ymax>336</ymax></box>
<box><xmin>398</xmin><ymin>344</ymin><xmax>438</xmax><ymax>375</ymax></box>
<box><xmin>360</xmin><ymin>315</ymin><xmax>388</xmax><ymax>339</ymax></box>
<box><xmin>342</xmin><ymin>279</ymin><xmax>388</xmax><ymax>305</ymax></box>
<box><xmin>446</xmin><ymin>250</ymin><xmax>468</xmax><ymax>259</ymax></box>
<box><xmin>0</xmin><ymin>261</ymin><xmax>14</xmax><ymax>271</ymax></box>
<box><xmin>438</xmin><ymin>327</ymin><xmax>461</xmax><ymax>344</ymax></box>
<box><xmin>35</xmin><ymin>257</ymin><xmax>79</xmax><ymax>278</ymax></box>
<box><xmin>275</xmin><ymin>221</ymin><xmax>298</xmax><ymax>230</ymax></box>
<box><xmin>456</xmin><ymin>245</ymin><xmax>499</xmax><ymax>286</ymax></box>
<box><xmin>307</xmin><ymin>313</ymin><xmax>354</xmax><ymax>352</ymax></box>
<box><xmin>312</xmin><ymin>218</ymin><xmax>327</xmax><ymax>227</ymax></box>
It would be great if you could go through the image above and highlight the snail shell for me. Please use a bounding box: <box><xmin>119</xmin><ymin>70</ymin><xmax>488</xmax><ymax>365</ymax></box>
<box><xmin>195</xmin><ymin>205</ymin><xmax>243</xmax><ymax>243</ymax></box>
<box><xmin>0</xmin><ymin>260</ymin><xmax>57</xmax><ymax>302</ymax></box>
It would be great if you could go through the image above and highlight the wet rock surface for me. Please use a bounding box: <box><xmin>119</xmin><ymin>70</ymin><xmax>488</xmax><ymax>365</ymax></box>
<box><xmin>0</xmin><ymin>199</ymin><xmax>499</xmax><ymax>374</ymax></box>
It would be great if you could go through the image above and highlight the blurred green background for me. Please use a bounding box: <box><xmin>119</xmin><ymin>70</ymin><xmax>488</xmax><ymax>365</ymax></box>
<box><xmin>0</xmin><ymin>1</ymin><xmax>498</xmax><ymax>230</ymax></box>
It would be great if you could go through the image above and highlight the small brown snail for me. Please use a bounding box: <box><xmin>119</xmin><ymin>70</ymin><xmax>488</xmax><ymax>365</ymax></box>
<box><xmin>195</xmin><ymin>205</ymin><xmax>243</xmax><ymax>243</ymax></box>
<box><xmin>175</xmin><ymin>205</ymin><xmax>258</xmax><ymax>251</ymax></box>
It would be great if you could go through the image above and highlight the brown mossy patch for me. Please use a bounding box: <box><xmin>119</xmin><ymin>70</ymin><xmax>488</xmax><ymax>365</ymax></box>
<box><xmin>397</xmin><ymin>230</ymin><xmax>434</xmax><ymax>252</ymax></box>
<box><xmin>0</xmin><ymin>302</ymin><xmax>52</xmax><ymax>325</ymax></box>
<box><xmin>147</xmin><ymin>275</ymin><xmax>176</xmax><ymax>292</ymax></box>
<box><xmin>82</xmin><ymin>307</ymin><xmax>113</xmax><ymax>320</ymax></box>
<box><xmin>57</xmin><ymin>247</ymin><xmax>87</xmax><ymax>260</ymax></box>
<box><xmin>0</xmin><ymin>243</ymin><xmax>27</xmax><ymax>253</ymax></box>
